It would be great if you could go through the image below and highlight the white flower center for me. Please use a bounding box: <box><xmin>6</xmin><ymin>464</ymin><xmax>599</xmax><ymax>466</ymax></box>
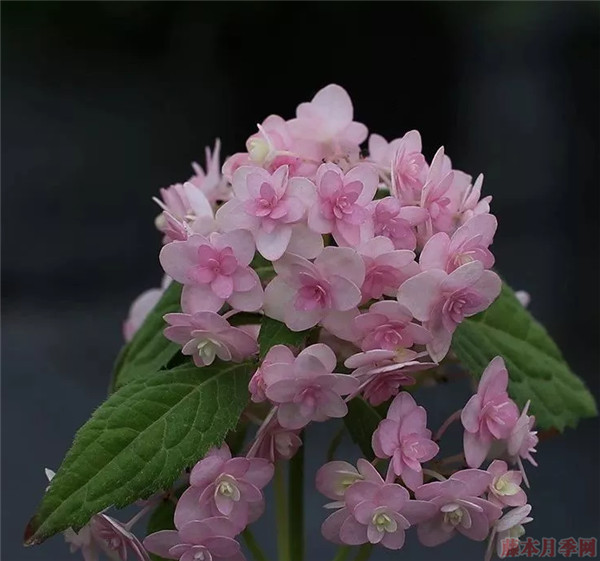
<box><xmin>509</xmin><ymin>524</ymin><xmax>526</xmax><ymax>539</ymax></box>
<box><xmin>335</xmin><ymin>473</ymin><xmax>362</xmax><ymax>496</ymax></box>
<box><xmin>216</xmin><ymin>475</ymin><xmax>241</xmax><ymax>502</ymax></box>
<box><xmin>444</xmin><ymin>507</ymin><xmax>464</xmax><ymax>527</ymax></box>
<box><xmin>247</xmin><ymin>137</ymin><xmax>270</xmax><ymax>163</ymax></box>
<box><xmin>494</xmin><ymin>475</ymin><xmax>519</xmax><ymax>496</ymax></box>
<box><xmin>372</xmin><ymin>511</ymin><xmax>396</xmax><ymax>533</ymax></box>
<box><xmin>455</xmin><ymin>252</ymin><xmax>474</xmax><ymax>266</ymax></box>
<box><xmin>219</xmin><ymin>481</ymin><xmax>234</xmax><ymax>496</ymax></box>
<box><xmin>196</xmin><ymin>339</ymin><xmax>220</xmax><ymax>364</ymax></box>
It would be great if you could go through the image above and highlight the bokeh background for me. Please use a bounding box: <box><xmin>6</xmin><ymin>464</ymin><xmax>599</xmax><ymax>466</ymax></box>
<box><xmin>2</xmin><ymin>2</ymin><xmax>599</xmax><ymax>560</ymax></box>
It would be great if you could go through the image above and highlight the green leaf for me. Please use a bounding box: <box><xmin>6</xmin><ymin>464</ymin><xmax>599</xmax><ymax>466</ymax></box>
<box><xmin>343</xmin><ymin>398</ymin><xmax>382</xmax><ymax>460</ymax></box>
<box><xmin>374</xmin><ymin>187</ymin><xmax>390</xmax><ymax>200</ymax></box>
<box><xmin>24</xmin><ymin>361</ymin><xmax>254</xmax><ymax>546</ymax></box>
<box><xmin>251</xmin><ymin>253</ymin><xmax>275</xmax><ymax>283</ymax></box>
<box><xmin>452</xmin><ymin>282</ymin><xmax>597</xmax><ymax>431</ymax></box>
<box><xmin>258</xmin><ymin>317</ymin><xmax>310</xmax><ymax>359</ymax></box>
<box><xmin>228</xmin><ymin>312</ymin><xmax>262</xmax><ymax>327</ymax></box>
<box><xmin>111</xmin><ymin>282</ymin><xmax>183</xmax><ymax>391</ymax></box>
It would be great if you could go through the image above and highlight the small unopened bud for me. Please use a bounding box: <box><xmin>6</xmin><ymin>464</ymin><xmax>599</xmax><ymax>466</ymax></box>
<box><xmin>247</xmin><ymin>137</ymin><xmax>270</xmax><ymax>164</ymax></box>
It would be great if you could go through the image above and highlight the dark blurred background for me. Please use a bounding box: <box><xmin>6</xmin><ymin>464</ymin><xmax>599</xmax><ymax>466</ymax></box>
<box><xmin>2</xmin><ymin>2</ymin><xmax>599</xmax><ymax>560</ymax></box>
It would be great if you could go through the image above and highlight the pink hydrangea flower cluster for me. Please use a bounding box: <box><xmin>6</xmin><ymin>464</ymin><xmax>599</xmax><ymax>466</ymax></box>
<box><xmin>144</xmin><ymin>444</ymin><xmax>273</xmax><ymax>561</ymax></box>
<box><xmin>316</xmin><ymin>364</ymin><xmax>536</xmax><ymax>554</ymax></box>
<box><xmin>111</xmin><ymin>84</ymin><xmax>543</xmax><ymax>561</ymax></box>
<box><xmin>124</xmin><ymin>83</ymin><xmax>500</xmax><ymax>377</ymax></box>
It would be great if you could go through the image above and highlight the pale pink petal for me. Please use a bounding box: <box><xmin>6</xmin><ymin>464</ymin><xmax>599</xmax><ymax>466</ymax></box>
<box><xmin>315</xmin><ymin>246</ymin><xmax>365</xmax><ymax>288</ymax></box>
<box><xmin>298</xmin><ymin>84</ymin><xmax>353</xmax><ymax>126</ymax></box>
<box><xmin>231</xmin><ymin>165</ymin><xmax>263</xmax><ymax>199</ymax></box>
<box><xmin>272</xmin><ymin>252</ymin><xmax>316</xmax><ymax>280</ymax></box>
<box><xmin>142</xmin><ymin>531</ymin><xmax>180</xmax><ymax>559</ymax></box>
<box><xmin>321</xmin><ymin>309</ymin><xmax>360</xmax><ymax>342</ymax></box>
<box><xmin>286</xmin><ymin>176</ymin><xmax>317</xmax><ymax>202</ymax></box>
<box><xmin>211</xmin><ymin>274</ymin><xmax>234</xmax><ymax>299</ymax></box>
<box><xmin>377</xmin><ymin>484</ymin><xmax>410</xmax><ymax>511</ymax></box>
<box><xmin>402</xmin><ymin>465</ymin><xmax>424</xmax><ymax>491</ymax></box>
<box><xmin>440</xmin><ymin>261</ymin><xmax>484</xmax><ymax>293</ymax></box>
<box><xmin>334</xmin><ymin>221</ymin><xmax>362</xmax><ymax>247</ymax></box>
<box><xmin>263</xmin><ymin>277</ymin><xmax>295</xmax><ymax>323</ymax></box>
<box><xmin>321</xmin><ymin>508</ymin><xmax>350</xmax><ymax>544</ymax></box>
<box><xmin>284</xmin><ymin>307</ymin><xmax>323</xmax><ymax>332</ymax></box>
<box><xmin>263</xmin><ymin>344</ymin><xmax>295</xmax><ymax>365</ymax></box>
<box><xmin>452</xmin><ymin>469</ymin><xmax>493</xmax><ymax>497</ymax></box>
<box><xmin>215</xmin><ymin>229</ymin><xmax>256</xmax><ymax>266</ymax></box>
<box><xmin>318</xmin><ymin>392</ymin><xmax>349</xmax><ymax>419</ymax></box>
<box><xmin>372</xmin><ymin>419</ymin><xmax>400</xmax><ymax>457</ymax></box>
<box><xmin>402</xmin><ymin>500</ymin><xmax>438</xmax><ymax>525</ymax></box>
<box><xmin>190</xmin><ymin>449</ymin><xmax>230</xmax><ymax>485</ymax></box>
<box><xmin>316</xmin><ymin>461</ymin><xmax>359</xmax><ymax>500</ymax></box>
<box><xmin>255</xmin><ymin>226</ymin><xmax>292</xmax><ymax>261</ymax></box>
<box><xmin>397</xmin><ymin>270</ymin><xmax>446</xmax><ymax>321</ymax></box>
<box><xmin>426</xmin><ymin>328</ymin><xmax>453</xmax><ymax>363</ymax></box>
<box><xmin>345</xmin><ymin>349</ymin><xmax>395</xmax><ymax>369</ymax></box>
<box><xmin>181</xmin><ymin>285</ymin><xmax>224</xmax><ymax>314</ymax></box>
<box><xmin>380</xmin><ymin>528</ymin><xmax>406</xmax><ymax>550</ymax></box>
<box><xmin>174</xmin><ymin>487</ymin><xmax>212</xmax><ymax>529</ymax></box>
<box><xmin>417</xmin><ymin>515</ymin><xmax>454</xmax><ymax>547</ymax></box>
<box><xmin>215</xmin><ymin>198</ymin><xmax>259</xmax><ymax>232</ymax></box>
<box><xmin>463</xmin><ymin>431</ymin><xmax>491</xmax><ymax>469</ymax></box>
<box><xmin>344</xmin><ymin>121</ymin><xmax>369</xmax><ymax>144</ymax></box>
<box><xmin>397</xmin><ymin>407</ymin><xmax>428</xmax><ymax>436</ymax></box>
<box><xmin>398</xmin><ymin>205</ymin><xmax>429</xmax><ymax>225</ymax></box>
<box><xmin>452</xmin><ymin>213</ymin><xmax>497</xmax><ymax>248</ymax></box>
<box><xmin>387</xmin><ymin>392</ymin><xmax>418</xmax><ymax>421</ymax></box>
<box><xmin>345</xmin><ymin>163</ymin><xmax>379</xmax><ymax>206</ymax></box>
<box><xmin>330</xmin><ymin>373</ymin><xmax>360</xmax><ymax>396</ymax></box>
<box><xmin>357</xmin><ymin>459</ymin><xmax>384</xmax><ymax>484</ymax></box>
<box><xmin>469</xmin><ymin>271</ymin><xmax>502</xmax><ymax>309</ymax></box>
<box><xmin>287</xmin><ymin>224</ymin><xmax>324</xmax><ymax>259</ymax></box>
<box><xmin>277</xmin><ymin>403</ymin><xmax>309</xmax><ymax>430</ymax></box>
<box><xmin>339</xmin><ymin>518</ymin><xmax>370</xmax><ymax>546</ymax></box>
<box><xmin>496</xmin><ymin>505</ymin><xmax>532</xmax><ymax>532</ymax></box>
<box><xmin>478</xmin><ymin>356</ymin><xmax>509</xmax><ymax>401</ymax></box>
<box><xmin>353</xmin><ymin>501</ymin><xmax>377</xmax><ymax>525</ymax></box>
<box><xmin>298</xmin><ymin>343</ymin><xmax>337</xmax><ymax>372</ymax></box>
<box><xmin>420</xmin><ymin>233</ymin><xmax>451</xmax><ymax>271</ymax></box>
<box><xmin>358</xmin><ymin>236</ymin><xmax>395</xmax><ymax>258</ymax></box>
<box><xmin>461</xmin><ymin>395</ymin><xmax>483</xmax><ymax>433</ymax></box>
<box><xmin>124</xmin><ymin>288</ymin><xmax>163</xmax><ymax>342</ymax></box>
<box><xmin>244</xmin><ymin>459</ymin><xmax>275</xmax><ymax>488</ymax></box>
<box><xmin>374</xmin><ymin>250</ymin><xmax>416</xmax><ymax>270</ymax></box>
<box><xmin>329</xmin><ymin>275</ymin><xmax>362</xmax><ymax>311</ymax></box>
<box><xmin>368</xmin><ymin>133</ymin><xmax>388</xmax><ymax>164</ymax></box>
<box><xmin>159</xmin><ymin>240</ymin><xmax>200</xmax><ymax>284</ymax></box>
<box><xmin>457</xmin><ymin>508</ymin><xmax>492</xmax><ymax>541</ymax></box>
<box><xmin>308</xmin><ymin>204</ymin><xmax>334</xmax><ymax>234</ymax></box>
<box><xmin>203</xmin><ymin>536</ymin><xmax>241</xmax><ymax>558</ymax></box>
<box><xmin>231</xmin><ymin>268</ymin><xmax>258</xmax><ymax>293</ymax></box>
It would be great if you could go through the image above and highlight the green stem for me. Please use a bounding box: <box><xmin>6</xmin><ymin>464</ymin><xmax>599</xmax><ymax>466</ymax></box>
<box><xmin>331</xmin><ymin>545</ymin><xmax>351</xmax><ymax>561</ymax></box>
<box><xmin>288</xmin><ymin>433</ymin><xmax>304</xmax><ymax>561</ymax></box>
<box><xmin>353</xmin><ymin>543</ymin><xmax>374</xmax><ymax>561</ymax></box>
<box><xmin>274</xmin><ymin>462</ymin><xmax>290</xmax><ymax>561</ymax></box>
<box><xmin>242</xmin><ymin>528</ymin><xmax>270</xmax><ymax>561</ymax></box>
